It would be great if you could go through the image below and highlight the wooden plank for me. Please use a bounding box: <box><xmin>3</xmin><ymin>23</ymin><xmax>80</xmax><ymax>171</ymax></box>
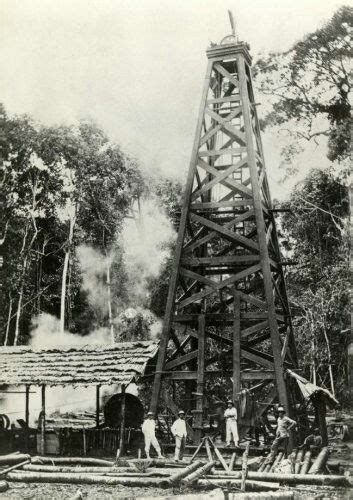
<box><xmin>190</xmin><ymin>213</ymin><xmax>259</xmax><ymax>252</ymax></box>
<box><xmin>150</xmin><ymin>59</ymin><xmax>214</xmax><ymax>414</ymax></box>
<box><xmin>192</xmin><ymin>156</ymin><xmax>248</xmax><ymax>200</ymax></box>
<box><xmin>241</xmin><ymin>349</ymin><xmax>274</xmax><ymax>369</ymax></box>
<box><xmin>241</xmin><ymin>320</ymin><xmax>269</xmax><ymax>338</ymax></box>
<box><xmin>207</xmin><ymin>96</ymin><xmax>241</xmax><ymax>104</ymax></box>
<box><xmin>214</xmin><ymin>62</ymin><xmax>239</xmax><ymax>87</ymax></box>
<box><xmin>199</xmin><ymin>147</ymin><xmax>247</xmax><ymax>157</ymax></box>
<box><xmin>165</xmin><ymin>350</ymin><xmax>198</xmax><ymax>370</ymax></box>
<box><xmin>178</xmin><ymin>264</ymin><xmax>261</xmax><ymax>308</ymax></box>
<box><xmin>166</xmin><ymin>372</ymin><xmax>198</xmax><ymax>380</ymax></box>
<box><xmin>184</xmin><ymin>211</ymin><xmax>256</xmax><ymax>254</ymax></box>
<box><xmin>40</xmin><ymin>385</ymin><xmax>46</xmax><ymax>456</ymax></box>
<box><xmin>181</xmin><ymin>254</ymin><xmax>259</xmax><ymax>266</ymax></box>
<box><xmin>205</xmin><ymin>107</ymin><xmax>246</xmax><ymax>144</ymax></box>
<box><xmin>200</xmin><ymin>106</ymin><xmax>243</xmax><ymax>146</ymax></box>
<box><xmin>233</xmin><ymin>291</ymin><xmax>241</xmax><ymax>402</ymax></box>
<box><xmin>179</xmin><ymin>268</ymin><xmax>216</xmax><ymax>287</ymax></box>
<box><xmin>190</xmin><ymin>199</ymin><xmax>253</xmax><ymax>210</ymax></box>
<box><xmin>197</xmin><ymin>158</ymin><xmax>253</xmax><ymax>199</ymax></box>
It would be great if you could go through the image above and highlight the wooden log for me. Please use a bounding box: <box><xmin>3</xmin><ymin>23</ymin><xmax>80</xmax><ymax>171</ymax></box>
<box><xmin>269</xmin><ymin>452</ymin><xmax>283</xmax><ymax>472</ymax></box>
<box><xmin>241</xmin><ymin>442</ymin><xmax>250</xmax><ymax>491</ymax></box>
<box><xmin>22</xmin><ymin>465</ymin><xmax>138</xmax><ymax>473</ymax></box>
<box><xmin>229</xmin><ymin>452</ymin><xmax>236</xmax><ymax>472</ymax></box>
<box><xmin>161</xmin><ymin>460</ymin><xmax>204</xmax><ymax>486</ymax></box>
<box><xmin>190</xmin><ymin>440</ymin><xmax>204</xmax><ymax>462</ymax></box>
<box><xmin>204</xmin><ymin>438</ymin><xmax>214</xmax><ymax>463</ymax></box>
<box><xmin>197</xmin><ymin>479</ymin><xmax>280</xmax><ymax>491</ymax></box>
<box><xmin>205</xmin><ymin>472</ymin><xmax>350</xmax><ymax>487</ymax></box>
<box><xmin>0</xmin><ymin>481</ymin><xmax>9</xmax><ymax>493</ymax></box>
<box><xmin>118</xmin><ymin>385</ymin><xmax>126</xmax><ymax>455</ymax></box>
<box><xmin>40</xmin><ymin>385</ymin><xmax>46</xmax><ymax>456</ymax></box>
<box><xmin>308</xmin><ymin>447</ymin><xmax>330</xmax><ymax>474</ymax></box>
<box><xmin>31</xmin><ymin>456</ymin><xmax>114</xmax><ymax>466</ymax></box>
<box><xmin>294</xmin><ymin>449</ymin><xmax>304</xmax><ymax>474</ymax></box>
<box><xmin>7</xmin><ymin>471</ymin><xmax>165</xmax><ymax>486</ymax></box>
<box><xmin>288</xmin><ymin>449</ymin><xmax>297</xmax><ymax>474</ymax></box>
<box><xmin>0</xmin><ymin>459</ymin><xmax>31</xmax><ymax>476</ymax></box>
<box><xmin>181</xmin><ymin>461</ymin><xmax>216</xmax><ymax>485</ymax></box>
<box><xmin>0</xmin><ymin>454</ymin><xmax>30</xmax><ymax>466</ymax></box>
<box><xmin>209</xmin><ymin>439</ymin><xmax>229</xmax><ymax>472</ymax></box>
<box><xmin>299</xmin><ymin>450</ymin><xmax>312</xmax><ymax>475</ymax></box>
<box><xmin>263</xmin><ymin>450</ymin><xmax>276</xmax><ymax>472</ymax></box>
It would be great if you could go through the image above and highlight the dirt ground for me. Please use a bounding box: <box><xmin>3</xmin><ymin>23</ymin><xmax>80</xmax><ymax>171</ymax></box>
<box><xmin>1</xmin><ymin>482</ymin><xmax>352</xmax><ymax>500</ymax></box>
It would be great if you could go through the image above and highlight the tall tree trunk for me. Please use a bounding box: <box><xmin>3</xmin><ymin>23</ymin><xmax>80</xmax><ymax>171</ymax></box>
<box><xmin>4</xmin><ymin>295</ymin><xmax>13</xmax><ymax>346</ymax></box>
<box><xmin>13</xmin><ymin>254</ymin><xmax>28</xmax><ymax>346</ymax></box>
<box><xmin>60</xmin><ymin>205</ymin><xmax>76</xmax><ymax>334</ymax></box>
<box><xmin>106</xmin><ymin>258</ymin><xmax>114</xmax><ymax>342</ymax></box>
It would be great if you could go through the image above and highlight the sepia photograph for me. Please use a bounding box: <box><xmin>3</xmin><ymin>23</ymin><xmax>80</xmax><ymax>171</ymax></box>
<box><xmin>0</xmin><ymin>1</ymin><xmax>352</xmax><ymax>498</ymax></box>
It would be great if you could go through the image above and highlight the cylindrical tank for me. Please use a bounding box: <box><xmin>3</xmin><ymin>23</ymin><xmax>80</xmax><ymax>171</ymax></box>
<box><xmin>104</xmin><ymin>393</ymin><xmax>144</xmax><ymax>429</ymax></box>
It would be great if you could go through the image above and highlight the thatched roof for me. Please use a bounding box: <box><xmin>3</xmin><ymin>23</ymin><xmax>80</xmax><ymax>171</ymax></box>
<box><xmin>0</xmin><ymin>342</ymin><xmax>158</xmax><ymax>387</ymax></box>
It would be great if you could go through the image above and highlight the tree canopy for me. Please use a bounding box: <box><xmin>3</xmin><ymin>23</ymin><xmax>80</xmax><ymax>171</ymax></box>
<box><xmin>254</xmin><ymin>6</ymin><xmax>352</xmax><ymax>174</ymax></box>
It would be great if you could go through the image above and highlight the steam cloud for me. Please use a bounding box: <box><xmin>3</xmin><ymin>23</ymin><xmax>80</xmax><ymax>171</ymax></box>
<box><xmin>121</xmin><ymin>198</ymin><xmax>175</xmax><ymax>307</ymax></box>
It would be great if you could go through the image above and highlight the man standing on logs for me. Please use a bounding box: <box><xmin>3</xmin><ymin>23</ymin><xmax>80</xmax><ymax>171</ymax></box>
<box><xmin>141</xmin><ymin>411</ymin><xmax>164</xmax><ymax>460</ymax></box>
<box><xmin>224</xmin><ymin>400</ymin><xmax>239</xmax><ymax>448</ymax></box>
<box><xmin>171</xmin><ymin>410</ymin><xmax>187</xmax><ymax>461</ymax></box>
<box><xmin>271</xmin><ymin>406</ymin><xmax>296</xmax><ymax>455</ymax></box>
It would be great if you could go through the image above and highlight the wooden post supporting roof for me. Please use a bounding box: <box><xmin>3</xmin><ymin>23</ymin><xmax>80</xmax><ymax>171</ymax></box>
<box><xmin>119</xmin><ymin>385</ymin><xmax>126</xmax><ymax>455</ymax></box>
<box><xmin>96</xmin><ymin>385</ymin><xmax>100</xmax><ymax>429</ymax></box>
<box><xmin>40</xmin><ymin>385</ymin><xmax>46</xmax><ymax>455</ymax></box>
<box><xmin>150</xmin><ymin>37</ymin><xmax>300</xmax><ymax>441</ymax></box>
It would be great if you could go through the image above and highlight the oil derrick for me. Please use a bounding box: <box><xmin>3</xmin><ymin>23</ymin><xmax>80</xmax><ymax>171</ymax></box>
<box><xmin>150</xmin><ymin>30</ymin><xmax>299</xmax><ymax>443</ymax></box>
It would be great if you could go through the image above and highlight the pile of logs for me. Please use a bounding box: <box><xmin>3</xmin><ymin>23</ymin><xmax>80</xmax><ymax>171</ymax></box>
<box><xmin>0</xmin><ymin>449</ymin><xmax>350</xmax><ymax>495</ymax></box>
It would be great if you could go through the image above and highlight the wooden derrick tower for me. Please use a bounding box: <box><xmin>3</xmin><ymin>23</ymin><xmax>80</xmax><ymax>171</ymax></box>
<box><xmin>150</xmin><ymin>30</ymin><xmax>299</xmax><ymax>443</ymax></box>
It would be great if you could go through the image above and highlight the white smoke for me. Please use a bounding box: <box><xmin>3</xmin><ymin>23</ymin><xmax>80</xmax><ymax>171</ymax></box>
<box><xmin>121</xmin><ymin>198</ymin><xmax>175</xmax><ymax>307</ymax></box>
<box><xmin>76</xmin><ymin>245</ymin><xmax>110</xmax><ymax>315</ymax></box>
<box><xmin>30</xmin><ymin>313</ymin><xmax>111</xmax><ymax>347</ymax></box>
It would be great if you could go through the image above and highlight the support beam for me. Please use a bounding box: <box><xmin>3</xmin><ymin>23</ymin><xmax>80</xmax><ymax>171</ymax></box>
<box><xmin>25</xmin><ymin>385</ymin><xmax>30</xmax><ymax>428</ymax></box>
<box><xmin>40</xmin><ymin>385</ymin><xmax>46</xmax><ymax>456</ymax></box>
<box><xmin>150</xmin><ymin>59</ymin><xmax>214</xmax><ymax>416</ymax></box>
<box><xmin>96</xmin><ymin>385</ymin><xmax>100</xmax><ymax>429</ymax></box>
<box><xmin>237</xmin><ymin>54</ymin><xmax>289</xmax><ymax>412</ymax></box>
<box><xmin>25</xmin><ymin>385</ymin><xmax>30</xmax><ymax>452</ymax></box>
<box><xmin>119</xmin><ymin>385</ymin><xmax>126</xmax><ymax>455</ymax></box>
<box><xmin>232</xmin><ymin>291</ymin><xmax>241</xmax><ymax>403</ymax></box>
<box><xmin>194</xmin><ymin>314</ymin><xmax>205</xmax><ymax>443</ymax></box>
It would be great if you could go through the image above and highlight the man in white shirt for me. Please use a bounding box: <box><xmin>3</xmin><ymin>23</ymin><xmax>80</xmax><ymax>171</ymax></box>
<box><xmin>171</xmin><ymin>410</ymin><xmax>187</xmax><ymax>461</ymax></box>
<box><xmin>224</xmin><ymin>400</ymin><xmax>239</xmax><ymax>447</ymax></box>
<box><xmin>141</xmin><ymin>411</ymin><xmax>164</xmax><ymax>460</ymax></box>
<box><xmin>271</xmin><ymin>405</ymin><xmax>296</xmax><ymax>455</ymax></box>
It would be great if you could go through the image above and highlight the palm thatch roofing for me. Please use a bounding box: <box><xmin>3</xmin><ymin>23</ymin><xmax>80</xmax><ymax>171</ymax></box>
<box><xmin>0</xmin><ymin>342</ymin><xmax>158</xmax><ymax>387</ymax></box>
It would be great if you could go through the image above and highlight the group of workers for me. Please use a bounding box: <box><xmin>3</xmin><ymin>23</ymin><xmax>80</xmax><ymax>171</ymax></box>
<box><xmin>142</xmin><ymin>409</ymin><xmax>187</xmax><ymax>461</ymax></box>
<box><xmin>141</xmin><ymin>400</ymin><xmax>239</xmax><ymax>461</ymax></box>
<box><xmin>141</xmin><ymin>401</ymin><xmax>320</xmax><ymax>460</ymax></box>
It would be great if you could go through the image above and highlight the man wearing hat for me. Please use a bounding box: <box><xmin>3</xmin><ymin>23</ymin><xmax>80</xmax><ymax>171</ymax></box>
<box><xmin>171</xmin><ymin>410</ymin><xmax>187</xmax><ymax>461</ymax></box>
<box><xmin>141</xmin><ymin>411</ymin><xmax>164</xmax><ymax>460</ymax></box>
<box><xmin>271</xmin><ymin>405</ymin><xmax>296</xmax><ymax>454</ymax></box>
<box><xmin>224</xmin><ymin>400</ymin><xmax>239</xmax><ymax>447</ymax></box>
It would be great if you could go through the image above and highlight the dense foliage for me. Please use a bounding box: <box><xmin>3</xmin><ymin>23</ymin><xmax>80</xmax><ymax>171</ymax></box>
<box><xmin>279</xmin><ymin>169</ymin><xmax>349</xmax><ymax>401</ymax></box>
<box><xmin>0</xmin><ymin>105</ymin><xmax>146</xmax><ymax>344</ymax></box>
<box><xmin>254</xmin><ymin>6</ymin><xmax>352</xmax><ymax>174</ymax></box>
<box><xmin>253</xmin><ymin>6</ymin><xmax>351</xmax><ymax>403</ymax></box>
